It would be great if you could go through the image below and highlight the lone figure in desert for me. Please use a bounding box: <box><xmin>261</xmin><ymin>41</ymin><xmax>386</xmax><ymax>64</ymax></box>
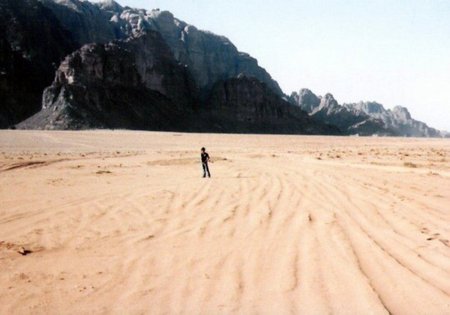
<box><xmin>201</xmin><ymin>147</ymin><xmax>211</xmax><ymax>178</ymax></box>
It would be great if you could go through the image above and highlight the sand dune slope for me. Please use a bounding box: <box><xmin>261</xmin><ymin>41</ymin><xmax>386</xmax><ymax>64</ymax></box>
<box><xmin>0</xmin><ymin>131</ymin><xmax>449</xmax><ymax>314</ymax></box>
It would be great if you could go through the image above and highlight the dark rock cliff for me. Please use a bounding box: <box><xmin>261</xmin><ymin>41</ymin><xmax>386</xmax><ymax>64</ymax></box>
<box><xmin>38</xmin><ymin>0</ymin><xmax>124</xmax><ymax>44</ymax></box>
<box><xmin>204</xmin><ymin>76</ymin><xmax>339</xmax><ymax>134</ymax></box>
<box><xmin>147</xmin><ymin>11</ymin><xmax>283</xmax><ymax>97</ymax></box>
<box><xmin>4</xmin><ymin>0</ymin><xmax>285</xmax><ymax>131</ymax></box>
<box><xmin>19</xmin><ymin>37</ymin><xmax>337</xmax><ymax>134</ymax></box>
<box><xmin>0</xmin><ymin>0</ymin><xmax>77</xmax><ymax>128</ymax></box>
<box><xmin>38</xmin><ymin>0</ymin><xmax>283</xmax><ymax>97</ymax></box>
<box><xmin>18</xmin><ymin>32</ymin><xmax>197</xmax><ymax>130</ymax></box>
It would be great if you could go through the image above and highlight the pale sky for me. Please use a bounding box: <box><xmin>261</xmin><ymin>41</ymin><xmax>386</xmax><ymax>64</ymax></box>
<box><xmin>96</xmin><ymin>0</ymin><xmax>450</xmax><ymax>131</ymax></box>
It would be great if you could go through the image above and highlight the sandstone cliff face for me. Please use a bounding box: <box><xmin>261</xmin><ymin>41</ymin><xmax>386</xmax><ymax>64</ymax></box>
<box><xmin>20</xmin><ymin>42</ymin><xmax>337</xmax><ymax>135</ymax></box>
<box><xmin>104</xmin><ymin>6</ymin><xmax>283</xmax><ymax>96</ymax></box>
<box><xmin>38</xmin><ymin>0</ymin><xmax>282</xmax><ymax>97</ymax></box>
<box><xmin>38</xmin><ymin>0</ymin><xmax>121</xmax><ymax>44</ymax></box>
<box><xmin>149</xmin><ymin>11</ymin><xmax>283</xmax><ymax>97</ymax></box>
<box><xmin>205</xmin><ymin>76</ymin><xmax>338</xmax><ymax>134</ymax></box>
<box><xmin>5</xmin><ymin>0</ymin><xmax>284</xmax><ymax>130</ymax></box>
<box><xmin>0</xmin><ymin>0</ymin><xmax>77</xmax><ymax>128</ymax></box>
<box><xmin>19</xmin><ymin>32</ymin><xmax>197</xmax><ymax>130</ymax></box>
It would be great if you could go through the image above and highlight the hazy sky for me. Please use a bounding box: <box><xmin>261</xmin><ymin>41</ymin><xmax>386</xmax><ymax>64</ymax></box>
<box><xmin>98</xmin><ymin>0</ymin><xmax>450</xmax><ymax>130</ymax></box>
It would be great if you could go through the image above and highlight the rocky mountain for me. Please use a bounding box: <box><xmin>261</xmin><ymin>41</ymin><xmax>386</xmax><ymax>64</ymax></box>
<box><xmin>19</xmin><ymin>28</ymin><xmax>335</xmax><ymax>134</ymax></box>
<box><xmin>203</xmin><ymin>76</ymin><xmax>338</xmax><ymax>134</ymax></box>
<box><xmin>147</xmin><ymin>11</ymin><xmax>283</xmax><ymax>97</ymax></box>
<box><xmin>38</xmin><ymin>0</ymin><xmax>282</xmax><ymax>96</ymax></box>
<box><xmin>290</xmin><ymin>88</ymin><xmax>320</xmax><ymax>113</ymax></box>
<box><xmin>0</xmin><ymin>0</ymin><xmax>78</xmax><ymax>128</ymax></box>
<box><xmin>14</xmin><ymin>0</ymin><xmax>335</xmax><ymax>134</ymax></box>
<box><xmin>290</xmin><ymin>89</ymin><xmax>441</xmax><ymax>137</ymax></box>
<box><xmin>38</xmin><ymin>0</ymin><xmax>122</xmax><ymax>44</ymax></box>
<box><xmin>344</xmin><ymin>102</ymin><xmax>441</xmax><ymax>137</ymax></box>
<box><xmin>19</xmin><ymin>32</ymin><xmax>197</xmax><ymax>130</ymax></box>
<box><xmin>2</xmin><ymin>0</ymin><xmax>444</xmax><ymax>136</ymax></box>
<box><xmin>4</xmin><ymin>0</ymin><xmax>288</xmax><ymax>131</ymax></box>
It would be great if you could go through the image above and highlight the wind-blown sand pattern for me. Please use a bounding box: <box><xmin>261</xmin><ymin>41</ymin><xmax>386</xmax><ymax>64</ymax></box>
<box><xmin>0</xmin><ymin>130</ymin><xmax>449</xmax><ymax>314</ymax></box>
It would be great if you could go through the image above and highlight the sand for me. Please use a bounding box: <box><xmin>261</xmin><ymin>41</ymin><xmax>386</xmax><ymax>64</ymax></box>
<box><xmin>0</xmin><ymin>130</ymin><xmax>449</xmax><ymax>314</ymax></box>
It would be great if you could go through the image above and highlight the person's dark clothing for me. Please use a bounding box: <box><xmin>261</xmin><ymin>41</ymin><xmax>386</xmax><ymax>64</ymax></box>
<box><xmin>201</xmin><ymin>152</ymin><xmax>209</xmax><ymax>163</ymax></box>
<box><xmin>201</xmin><ymin>152</ymin><xmax>211</xmax><ymax>177</ymax></box>
<box><xmin>202</xmin><ymin>162</ymin><xmax>210</xmax><ymax>177</ymax></box>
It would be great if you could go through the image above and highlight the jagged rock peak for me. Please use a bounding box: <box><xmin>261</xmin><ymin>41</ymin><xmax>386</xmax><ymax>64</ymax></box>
<box><xmin>49</xmin><ymin>0</ymin><xmax>79</xmax><ymax>11</ymax></box>
<box><xmin>392</xmin><ymin>106</ymin><xmax>412</xmax><ymax>120</ymax></box>
<box><xmin>319</xmin><ymin>93</ymin><xmax>339</xmax><ymax>108</ymax></box>
<box><xmin>96</xmin><ymin>0</ymin><xmax>123</xmax><ymax>12</ymax></box>
<box><xmin>289</xmin><ymin>87</ymin><xmax>442</xmax><ymax>137</ymax></box>
<box><xmin>289</xmin><ymin>88</ymin><xmax>320</xmax><ymax>112</ymax></box>
<box><xmin>351</xmin><ymin>101</ymin><xmax>386</xmax><ymax>114</ymax></box>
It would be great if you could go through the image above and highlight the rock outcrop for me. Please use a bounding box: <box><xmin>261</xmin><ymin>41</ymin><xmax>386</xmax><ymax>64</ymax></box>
<box><xmin>204</xmin><ymin>76</ymin><xmax>339</xmax><ymax>134</ymax></box>
<box><xmin>19</xmin><ymin>38</ymin><xmax>337</xmax><ymax>134</ymax></box>
<box><xmin>38</xmin><ymin>0</ymin><xmax>282</xmax><ymax>97</ymax></box>
<box><xmin>0</xmin><ymin>0</ymin><xmax>77</xmax><ymax>128</ymax></box>
<box><xmin>37</xmin><ymin>0</ymin><xmax>120</xmax><ymax>44</ymax></box>
<box><xmin>19</xmin><ymin>32</ymin><xmax>197</xmax><ymax>130</ymax></box>
<box><xmin>5</xmin><ymin>0</ymin><xmax>285</xmax><ymax>131</ymax></box>
<box><xmin>313</xmin><ymin>94</ymin><xmax>391</xmax><ymax>136</ymax></box>
<box><xmin>344</xmin><ymin>102</ymin><xmax>441</xmax><ymax>137</ymax></box>
<box><xmin>148</xmin><ymin>11</ymin><xmax>283</xmax><ymax>97</ymax></box>
<box><xmin>290</xmin><ymin>89</ymin><xmax>441</xmax><ymax>137</ymax></box>
<box><xmin>290</xmin><ymin>89</ymin><xmax>320</xmax><ymax>113</ymax></box>
<box><xmin>16</xmin><ymin>0</ymin><xmax>335</xmax><ymax>134</ymax></box>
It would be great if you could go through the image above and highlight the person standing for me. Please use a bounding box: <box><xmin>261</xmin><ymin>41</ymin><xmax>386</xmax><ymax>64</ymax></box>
<box><xmin>200</xmin><ymin>147</ymin><xmax>211</xmax><ymax>178</ymax></box>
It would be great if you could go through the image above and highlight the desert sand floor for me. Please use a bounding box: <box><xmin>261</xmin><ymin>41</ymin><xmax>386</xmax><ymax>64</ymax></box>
<box><xmin>0</xmin><ymin>130</ymin><xmax>449</xmax><ymax>315</ymax></box>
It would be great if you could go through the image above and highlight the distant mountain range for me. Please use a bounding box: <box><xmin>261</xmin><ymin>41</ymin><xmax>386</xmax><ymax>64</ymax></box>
<box><xmin>0</xmin><ymin>0</ymin><xmax>446</xmax><ymax>137</ymax></box>
<box><xmin>290</xmin><ymin>89</ymin><xmax>442</xmax><ymax>137</ymax></box>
